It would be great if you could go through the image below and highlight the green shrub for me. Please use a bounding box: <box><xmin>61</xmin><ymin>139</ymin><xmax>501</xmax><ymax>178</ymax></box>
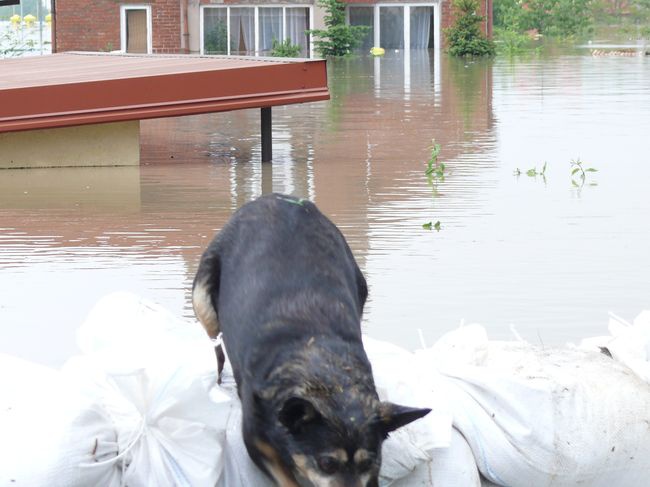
<box><xmin>307</xmin><ymin>0</ymin><xmax>370</xmax><ymax>57</ymax></box>
<box><xmin>270</xmin><ymin>38</ymin><xmax>302</xmax><ymax>57</ymax></box>
<box><xmin>495</xmin><ymin>27</ymin><xmax>533</xmax><ymax>55</ymax></box>
<box><xmin>445</xmin><ymin>0</ymin><xmax>496</xmax><ymax>57</ymax></box>
<box><xmin>494</xmin><ymin>0</ymin><xmax>592</xmax><ymax>38</ymax></box>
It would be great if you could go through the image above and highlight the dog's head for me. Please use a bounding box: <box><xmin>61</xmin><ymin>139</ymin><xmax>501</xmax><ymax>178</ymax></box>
<box><xmin>245</xmin><ymin>389</ymin><xmax>431</xmax><ymax>487</ymax></box>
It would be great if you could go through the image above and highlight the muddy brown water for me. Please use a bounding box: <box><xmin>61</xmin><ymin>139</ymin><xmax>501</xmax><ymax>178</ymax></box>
<box><xmin>1</xmin><ymin>50</ymin><xmax>649</xmax><ymax>367</ymax></box>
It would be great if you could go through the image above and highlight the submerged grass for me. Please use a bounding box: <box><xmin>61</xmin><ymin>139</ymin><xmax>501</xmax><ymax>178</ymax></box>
<box><xmin>423</xmin><ymin>141</ymin><xmax>445</xmax><ymax>231</ymax></box>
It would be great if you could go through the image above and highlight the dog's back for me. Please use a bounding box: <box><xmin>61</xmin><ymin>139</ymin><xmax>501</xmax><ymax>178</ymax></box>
<box><xmin>193</xmin><ymin>194</ymin><xmax>429</xmax><ymax>487</ymax></box>
<box><xmin>196</xmin><ymin>194</ymin><xmax>367</xmax><ymax>381</ymax></box>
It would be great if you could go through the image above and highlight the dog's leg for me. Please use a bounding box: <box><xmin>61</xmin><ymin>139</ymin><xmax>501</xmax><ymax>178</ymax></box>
<box><xmin>216</xmin><ymin>343</ymin><xmax>225</xmax><ymax>384</ymax></box>
<box><xmin>192</xmin><ymin>250</ymin><xmax>223</xmax><ymax>381</ymax></box>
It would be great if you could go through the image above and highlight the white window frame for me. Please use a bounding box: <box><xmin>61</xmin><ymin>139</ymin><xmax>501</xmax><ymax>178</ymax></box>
<box><xmin>120</xmin><ymin>4</ymin><xmax>153</xmax><ymax>54</ymax></box>
<box><xmin>346</xmin><ymin>2</ymin><xmax>440</xmax><ymax>51</ymax></box>
<box><xmin>200</xmin><ymin>4</ymin><xmax>314</xmax><ymax>58</ymax></box>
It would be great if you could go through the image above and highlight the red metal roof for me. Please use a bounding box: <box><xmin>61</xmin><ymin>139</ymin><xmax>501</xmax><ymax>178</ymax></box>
<box><xmin>0</xmin><ymin>52</ymin><xmax>329</xmax><ymax>133</ymax></box>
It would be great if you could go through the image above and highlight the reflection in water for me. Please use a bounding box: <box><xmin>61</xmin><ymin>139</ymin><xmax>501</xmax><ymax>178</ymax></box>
<box><xmin>1</xmin><ymin>50</ymin><xmax>649</xmax><ymax>366</ymax></box>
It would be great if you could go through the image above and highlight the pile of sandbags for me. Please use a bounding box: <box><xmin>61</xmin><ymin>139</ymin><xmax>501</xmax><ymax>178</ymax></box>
<box><xmin>417</xmin><ymin>323</ymin><xmax>650</xmax><ymax>487</ymax></box>
<box><xmin>2</xmin><ymin>292</ymin><xmax>650</xmax><ymax>487</ymax></box>
<box><xmin>0</xmin><ymin>294</ymin><xmax>231</xmax><ymax>487</ymax></box>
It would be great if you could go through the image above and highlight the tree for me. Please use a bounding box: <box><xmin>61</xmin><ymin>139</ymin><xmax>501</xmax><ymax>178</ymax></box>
<box><xmin>445</xmin><ymin>0</ymin><xmax>496</xmax><ymax>57</ymax></box>
<box><xmin>307</xmin><ymin>0</ymin><xmax>370</xmax><ymax>57</ymax></box>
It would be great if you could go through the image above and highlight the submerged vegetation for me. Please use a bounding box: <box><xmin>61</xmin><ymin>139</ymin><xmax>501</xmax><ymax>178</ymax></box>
<box><xmin>571</xmin><ymin>158</ymin><xmax>598</xmax><ymax>188</ymax></box>
<box><xmin>425</xmin><ymin>142</ymin><xmax>445</xmax><ymax>180</ymax></box>
<box><xmin>307</xmin><ymin>0</ymin><xmax>370</xmax><ymax>57</ymax></box>
<box><xmin>423</xmin><ymin>141</ymin><xmax>445</xmax><ymax>231</ymax></box>
<box><xmin>493</xmin><ymin>0</ymin><xmax>650</xmax><ymax>45</ymax></box>
<box><xmin>422</xmin><ymin>221</ymin><xmax>442</xmax><ymax>231</ymax></box>
<box><xmin>514</xmin><ymin>162</ymin><xmax>548</xmax><ymax>181</ymax></box>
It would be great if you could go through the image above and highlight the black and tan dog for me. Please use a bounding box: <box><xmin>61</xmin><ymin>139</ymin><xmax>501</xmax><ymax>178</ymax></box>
<box><xmin>193</xmin><ymin>193</ymin><xmax>430</xmax><ymax>487</ymax></box>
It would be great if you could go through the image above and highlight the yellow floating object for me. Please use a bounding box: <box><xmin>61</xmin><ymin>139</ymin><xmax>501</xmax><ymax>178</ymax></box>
<box><xmin>46</xmin><ymin>13</ymin><xmax>52</xmax><ymax>24</ymax></box>
<box><xmin>370</xmin><ymin>46</ymin><xmax>385</xmax><ymax>56</ymax></box>
<box><xmin>10</xmin><ymin>14</ymin><xmax>21</xmax><ymax>26</ymax></box>
<box><xmin>24</xmin><ymin>14</ymin><xmax>36</xmax><ymax>27</ymax></box>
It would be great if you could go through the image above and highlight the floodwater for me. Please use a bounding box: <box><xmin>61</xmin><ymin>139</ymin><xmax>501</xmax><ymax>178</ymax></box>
<box><xmin>1</xmin><ymin>49</ymin><xmax>649</xmax><ymax>367</ymax></box>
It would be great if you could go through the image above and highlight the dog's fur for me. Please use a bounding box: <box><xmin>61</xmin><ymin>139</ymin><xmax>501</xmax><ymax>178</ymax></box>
<box><xmin>193</xmin><ymin>194</ymin><xmax>430</xmax><ymax>487</ymax></box>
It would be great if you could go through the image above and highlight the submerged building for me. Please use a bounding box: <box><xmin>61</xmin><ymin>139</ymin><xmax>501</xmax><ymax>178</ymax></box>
<box><xmin>53</xmin><ymin>0</ymin><xmax>492</xmax><ymax>57</ymax></box>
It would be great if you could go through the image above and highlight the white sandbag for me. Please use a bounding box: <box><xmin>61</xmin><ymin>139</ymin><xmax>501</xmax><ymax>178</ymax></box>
<box><xmin>578</xmin><ymin>310</ymin><xmax>650</xmax><ymax>383</ymax></box>
<box><xmin>66</xmin><ymin>292</ymin><xmax>231</xmax><ymax>487</ymax></box>
<box><xmin>0</xmin><ymin>354</ymin><xmax>120</xmax><ymax>487</ymax></box>
<box><xmin>418</xmin><ymin>325</ymin><xmax>650</xmax><ymax>487</ymax></box>
<box><xmin>389</xmin><ymin>428</ymin><xmax>481</xmax><ymax>487</ymax></box>
<box><xmin>1</xmin><ymin>292</ymin><xmax>231</xmax><ymax>487</ymax></box>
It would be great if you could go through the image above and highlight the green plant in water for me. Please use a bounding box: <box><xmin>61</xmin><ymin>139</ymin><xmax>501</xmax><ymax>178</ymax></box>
<box><xmin>422</xmin><ymin>221</ymin><xmax>441</xmax><ymax>231</ymax></box>
<box><xmin>307</xmin><ymin>0</ymin><xmax>370</xmax><ymax>57</ymax></box>
<box><xmin>270</xmin><ymin>38</ymin><xmax>302</xmax><ymax>57</ymax></box>
<box><xmin>514</xmin><ymin>162</ymin><xmax>547</xmax><ymax>181</ymax></box>
<box><xmin>570</xmin><ymin>158</ymin><xmax>597</xmax><ymax>187</ymax></box>
<box><xmin>425</xmin><ymin>141</ymin><xmax>445</xmax><ymax>180</ymax></box>
<box><xmin>445</xmin><ymin>0</ymin><xmax>496</xmax><ymax>57</ymax></box>
<box><xmin>494</xmin><ymin>27</ymin><xmax>533</xmax><ymax>55</ymax></box>
<box><xmin>423</xmin><ymin>141</ymin><xmax>445</xmax><ymax>231</ymax></box>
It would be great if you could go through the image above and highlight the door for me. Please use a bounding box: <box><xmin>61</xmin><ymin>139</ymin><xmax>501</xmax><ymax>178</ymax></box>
<box><xmin>124</xmin><ymin>7</ymin><xmax>149</xmax><ymax>53</ymax></box>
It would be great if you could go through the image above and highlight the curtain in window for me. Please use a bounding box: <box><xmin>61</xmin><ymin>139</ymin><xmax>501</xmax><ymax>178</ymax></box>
<box><xmin>204</xmin><ymin>8</ymin><xmax>228</xmax><ymax>54</ymax></box>
<box><xmin>379</xmin><ymin>6</ymin><xmax>403</xmax><ymax>49</ymax></box>
<box><xmin>259</xmin><ymin>7</ymin><xmax>283</xmax><ymax>54</ymax></box>
<box><xmin>286</xmin><ymin>7</ymin><xmax>309</xmax><ymax>56</ymax></box>
<box><xmin>230</xmin><ymin>7</ymin><xmax>255</xmax><ymax>55</ymax></box>
<box><xmin>410</xmin><ymin>6</ymin><xmax>433</xmax><ymax>49</ymax></box>
<box><xmin>349</xmin><ymin>6</ymin><xmax>374</xmax><ymax>51</ymax></box>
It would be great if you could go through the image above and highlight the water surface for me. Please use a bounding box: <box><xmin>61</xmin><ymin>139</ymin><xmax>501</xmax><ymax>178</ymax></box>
<box><xmin>1</xmin><ymin>50</ymin><xmax>649</xmax><ymax>366</ymax></box>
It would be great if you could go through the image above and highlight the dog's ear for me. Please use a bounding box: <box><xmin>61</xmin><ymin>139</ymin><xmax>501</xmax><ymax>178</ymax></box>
<box><xmin>376</xmin><ymin>402</ymin><xmax>431</xmax><ymax>436</ymax></box>
<box><xmin>279</xmin><ymin>397</ymin><xmax>322</xmax><ymax>434</ymax></box>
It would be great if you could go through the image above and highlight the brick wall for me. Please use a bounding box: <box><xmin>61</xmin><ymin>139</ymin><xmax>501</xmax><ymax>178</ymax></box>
<box><xmin>55</xmin><ymin>0</ymin><xmax>183</xmax><ymax>53</ymax></box>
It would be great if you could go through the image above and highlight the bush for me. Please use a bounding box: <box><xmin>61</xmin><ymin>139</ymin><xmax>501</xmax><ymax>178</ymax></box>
<box><xmin>494</xmin><ymin>0</ymin><xmax>592</xmax><ymax>38</ymax></box>
<box><xmin>307</xmin><ymin>0</ymin><xmax>370</xmax><ymax>57</ymax></box>
<box><xmin>445</xmin><ymin>0</ymin><xmax>496</xmax><ymax>57</ymax></box>
<box><xmin>523</xmin><ymin>0</ymin><xmax>592</xmax><ymax>37</ymax></box>
<box><xmin>495</xmin><ymin>27</ymin><xmax>533</xmax><ymax>55</ymax></box>
<box><xmin>270</xmin><ymin>38</ymin><xmax>302</xmax><ymax>57</ymax></box>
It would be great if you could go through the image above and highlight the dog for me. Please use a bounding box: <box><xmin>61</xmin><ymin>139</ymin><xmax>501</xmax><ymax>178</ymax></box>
<box><xmin>193</xmin><ymin>193</ymin><xmax>430</xmax><ymax>487</ymax></box>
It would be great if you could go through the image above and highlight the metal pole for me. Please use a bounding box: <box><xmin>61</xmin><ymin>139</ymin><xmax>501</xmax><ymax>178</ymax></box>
<box><xmin>261</xmin><ymin>106</ymin><xmax>272</xmax><ymax>163</ymax></box>
<box><xmin>38</xmin><ymin>0</ymin><xmax>43</xmax><ymax>55</ymax></box>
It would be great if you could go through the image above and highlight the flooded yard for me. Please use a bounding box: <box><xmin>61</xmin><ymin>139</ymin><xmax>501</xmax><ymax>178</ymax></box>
<box><xmin>1</xmin><ymin>49</ymin><xmax>649</xmax><ymax>366</ymax></box>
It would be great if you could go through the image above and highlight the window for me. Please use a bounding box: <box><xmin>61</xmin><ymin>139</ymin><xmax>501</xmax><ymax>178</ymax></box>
<box><xmin>410</xmin><ymin>6</ymin><xmax>435</xmax><ymax>49</ymax></box>
<box><xmin>346</xmin><ymin>3</ymin><xmax>439</xmax><ymax>51</ymax></box>
<box><xmin>258</xmin><ymin>7</ymin><xmax>283</xmax><ymax>54</ymax></box>
<box><xmin>348</xmin><ymin>7</ymin><xmax>374</xmax><ymax>51</ymax></box>
<box><xmin>120</xmin><ymin>5</ymin><xmax>152</xmax><ymax>54</ymax></box>
<box><xmin>379</xmin><ymin>6</ymin><xmax>404</xmax><ymax>49</ymax></box>
<box><xmin>201</xmin><ymin>5</ymin><xmax>313</xmax><ymax>57</ymax></box>
<box><xmin>204</xmin><ymin>8</ymin><xmax>228</xmax><ymax>54</ymax></box>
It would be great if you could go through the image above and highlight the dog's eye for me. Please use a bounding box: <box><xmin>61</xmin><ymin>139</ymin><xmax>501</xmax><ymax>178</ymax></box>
<box><xmin>317</xmin><ymin>456</ymin><xmax>340</xmax><ymax>475</ymax></box>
